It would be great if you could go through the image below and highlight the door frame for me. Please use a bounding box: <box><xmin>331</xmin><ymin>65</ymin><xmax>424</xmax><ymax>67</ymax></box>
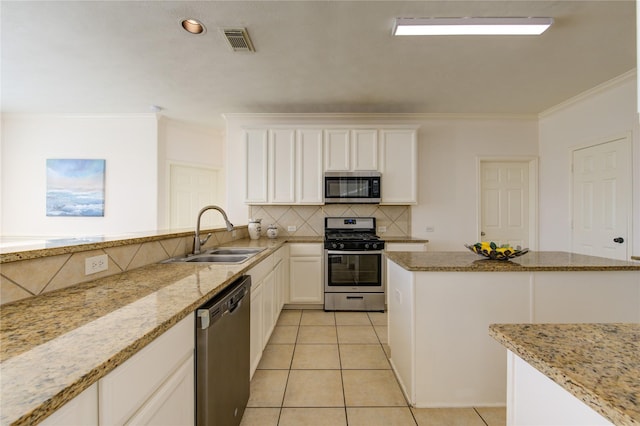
<box><xmin>476</xmin><ymin>157</ymin><xmax>539</xmax><ymax>250</ymax></box>
<box><xmin>570</xmin><ymin>133</ymin><xmax>633</xmax><ymax>259</ymax></box>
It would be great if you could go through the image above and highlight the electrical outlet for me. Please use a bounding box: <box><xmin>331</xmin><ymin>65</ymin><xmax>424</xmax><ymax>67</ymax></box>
<box><xmin>287</xmin><ymin>225</ymin><xmax>296</xmax><ymax>232</ymax></box>
<box><xmin>377</xmin><ymin>226</ymin><xmax>387</xmax><ymax>233</ymax></box>
<box><xmin>85</xmin><ymin>254</ymin><xmax>108</xmax><ymax>275</ymax></box>
<box><xmin>426</xmin><ymin>226</ymin><xmax>435</xmax><ymax>232</ymax></box>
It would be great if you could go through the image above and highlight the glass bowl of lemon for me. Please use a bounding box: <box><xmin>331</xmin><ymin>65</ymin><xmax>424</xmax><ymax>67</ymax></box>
<box><xmin>465</xmin><ymin>242</ymin><xmax>529</xmax><ymax>260</ymax></box>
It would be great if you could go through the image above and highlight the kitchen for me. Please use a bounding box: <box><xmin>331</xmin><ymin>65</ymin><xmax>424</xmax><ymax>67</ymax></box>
<box><xmin>2</xmin><ymin>1</ymin><xmax>640</xmax><ymax>425</ymax></box>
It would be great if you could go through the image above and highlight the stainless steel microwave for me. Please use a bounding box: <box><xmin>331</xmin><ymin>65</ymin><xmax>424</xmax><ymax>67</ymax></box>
<box><xmin>324</xmin><ymin>171</ymin><xmax>381</xmax><ymax>203</ymax></box>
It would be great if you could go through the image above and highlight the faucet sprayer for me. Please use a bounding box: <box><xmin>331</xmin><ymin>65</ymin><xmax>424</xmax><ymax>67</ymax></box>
<box><xmin>194</xmin><ymin>205</ymin><xmax>234</xmax><ymax>255</ymax></box>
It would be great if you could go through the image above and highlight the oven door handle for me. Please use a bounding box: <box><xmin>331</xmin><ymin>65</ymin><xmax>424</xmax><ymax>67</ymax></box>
<box><xmin>326</xmin><ymin>250</ymin><xmax>383</xmax><ymax>255</ymax></box>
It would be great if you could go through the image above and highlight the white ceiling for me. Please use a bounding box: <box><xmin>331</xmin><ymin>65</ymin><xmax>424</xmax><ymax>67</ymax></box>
<box><xmin>1</xmin><ymin>1</ymin><xmax>636</xmax><ymax>129</ymax></box>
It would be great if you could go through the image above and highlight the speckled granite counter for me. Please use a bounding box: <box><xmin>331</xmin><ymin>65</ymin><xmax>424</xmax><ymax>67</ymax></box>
<box><xmin>0</xmin><ymin>238</ymin><xmax>297</xmax><ymax>426</ymax></box>
<box><xmin>489</xmin><ymin>323</ymin><xmax>640</xmax><ymax>426</ymax></box>
<box><xmin>385</xmin><ymin>251</ymin><xmax>640</xmax><ymax>271</ymax></box>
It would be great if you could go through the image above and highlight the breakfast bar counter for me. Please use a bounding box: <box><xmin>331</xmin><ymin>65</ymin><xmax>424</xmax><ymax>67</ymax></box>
<box><xmin>489</xmin><ymin>323</ymin><xmax>640</xmax><ymax>426</ymax></box>
<box><xmin>385</xmin><ymin>250</ymin><xmax>640</xmax><ymax>272</ymax></box>
<box><xmin>0</xmin><ymin>238</ymin><xmax>295</xmax><ymax>426</ymax></box>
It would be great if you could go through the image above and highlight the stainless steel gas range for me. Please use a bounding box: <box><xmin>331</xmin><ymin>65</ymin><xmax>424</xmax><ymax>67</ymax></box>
<box><xmin>324</xmin><ymin>217</ymin><xmax>385</xmax><ymax>312</ymax></box>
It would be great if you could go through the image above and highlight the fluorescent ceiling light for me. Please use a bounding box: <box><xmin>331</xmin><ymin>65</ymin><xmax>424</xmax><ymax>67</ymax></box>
<box><xmin>393</xmin><ymin>17</ymin><xmax>553</xmax><ymax>36</ymax></box>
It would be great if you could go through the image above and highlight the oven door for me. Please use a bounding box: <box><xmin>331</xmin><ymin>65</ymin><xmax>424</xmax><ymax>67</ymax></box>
<box><xmin>324</xmin><ymin>250</ymin><xmax>384</xmax><ymax>293</ymax></box>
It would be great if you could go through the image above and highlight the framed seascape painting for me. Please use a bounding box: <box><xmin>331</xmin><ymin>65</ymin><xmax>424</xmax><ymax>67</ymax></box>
<box><xmin>46</xmin><ymin>159</ymin><xmax>106</xmax><ymax>217</ymax></box>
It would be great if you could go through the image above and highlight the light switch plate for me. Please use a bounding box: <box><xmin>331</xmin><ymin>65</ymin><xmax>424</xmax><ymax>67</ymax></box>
<box><xmin>287</xmin><ymin>225</ymin><xmax>296</xmax><ymax>232</ymax></box>
<box><xmin>85</xmin><ymin>254</ymin><xmax>108</xmax><ymax>275</ymax></box>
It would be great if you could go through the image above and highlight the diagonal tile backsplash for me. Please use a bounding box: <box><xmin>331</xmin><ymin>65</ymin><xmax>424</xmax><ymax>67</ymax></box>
<box><xmin>249</xmin><ymin>205</ymin><xmax>411</xmax><ymax>237</ymax></box>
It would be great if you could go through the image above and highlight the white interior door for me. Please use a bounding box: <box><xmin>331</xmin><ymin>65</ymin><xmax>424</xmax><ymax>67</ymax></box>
<box><xmin>572</xmin><ymin>137</ymin><xmax>630</xmax><ymax>260</ymax></box>
<box><xmin>170</xmin><ymin>165</ymin><xmax>221</xmax><ymax>229</ymax></box>
<box><xmin>480</xmin><ymin>161</ymin><xmax>530</xmax><ymax>248</ymax></box>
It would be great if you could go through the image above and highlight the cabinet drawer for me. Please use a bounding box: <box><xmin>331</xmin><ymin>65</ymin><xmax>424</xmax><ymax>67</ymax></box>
<box><xmin>289</xmin><ymin>243</ymin><xmax>322</xmax><ymax>257</ymax></box>
<box><xmin>98</xmin><ymin>315</ymin><xmax>194</xmax><ymax>425</ymax></box>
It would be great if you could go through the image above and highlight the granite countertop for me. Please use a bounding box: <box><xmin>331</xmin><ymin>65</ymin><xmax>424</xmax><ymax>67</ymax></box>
<box><xmin>0</xmin><ymin>238</ymin><xmax>293</xmax><ymax>426</ymax></box>
<box><xmin>385</xmin><ymin>251</ymin><xmax>640</xmax><ymax>272</ymax></box>
<box><xmin>489</xmin><ymin>323</ymin><xmax>640</xmax><ymax>426</ymax></box>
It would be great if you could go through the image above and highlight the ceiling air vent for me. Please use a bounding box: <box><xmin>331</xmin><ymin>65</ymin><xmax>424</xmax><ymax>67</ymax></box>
<box><xmin>221</xmin><ymin>28</ymin><xmax>255</xmax><ymax>52</ymax></box>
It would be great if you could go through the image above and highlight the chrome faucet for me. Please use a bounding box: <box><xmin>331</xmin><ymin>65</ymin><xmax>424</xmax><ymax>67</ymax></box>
<box><xmin>193</xmin><ymin>205</ymin><xmax>234</xmax><ymax>255</ymax></box>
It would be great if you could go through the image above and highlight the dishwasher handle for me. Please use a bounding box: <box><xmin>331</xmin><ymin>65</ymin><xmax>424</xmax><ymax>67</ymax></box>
<box><xmin>197</xmin><ymin>275</ymin><xmax>251</xmax><ymax>330</ymax></box>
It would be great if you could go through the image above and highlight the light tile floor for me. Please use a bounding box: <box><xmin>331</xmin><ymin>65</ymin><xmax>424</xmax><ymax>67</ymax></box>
<box><xmin>241</xmin><ymin>310</ymin><xmax>506</xmax><ymax>426</ymax></box>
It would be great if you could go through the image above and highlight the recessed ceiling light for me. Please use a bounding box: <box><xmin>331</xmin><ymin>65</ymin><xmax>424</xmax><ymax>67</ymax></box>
<box><xmin>182</xmin><ymin>19</ymin><xmax>206</xmax><ymax>35</ymax></box>
<box><xmin>393</xmin><ymin>17</ymin><xmax>553</xmax><ymax>36</ymax></box>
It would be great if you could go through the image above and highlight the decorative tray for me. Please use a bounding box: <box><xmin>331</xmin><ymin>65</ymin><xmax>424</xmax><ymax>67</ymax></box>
<box><xmin>465</xmin><ymin>242</ymin><xmax>529</xmax><ymax>261</ymax></box>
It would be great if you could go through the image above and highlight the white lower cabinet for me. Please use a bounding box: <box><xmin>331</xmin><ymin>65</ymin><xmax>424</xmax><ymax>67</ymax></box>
<box><xmin>507</xmin><ymin>351</ymin><xmax>612</xmax><ymax>425</ymax></box>
<box><xmin>250</xmin><ymin>281</ymin><xmax>264</xmax><ymax>377</ymax></box>
<box><xmin>262</xmin><ymin>270</ymin><xmax>276</xmax><ymax>347</ymax></box>
<box><xmin>98</xmin><ymin>315</ymin><xmax>194</xmax><ymax>425</ymax></box>
<box><xmin>288</xmin><ymin>243</ymin><xmax>323</xmax><ymax>304</ymax></box>
<box><xmin>41</xmin><ymin>383</ymin><xmax>98</xmax><ymax>426</ymax></box>
<box><xmin>248</xmin><ymin>247</ymin><xmax>288</xmax><ymax>378</ymax></box>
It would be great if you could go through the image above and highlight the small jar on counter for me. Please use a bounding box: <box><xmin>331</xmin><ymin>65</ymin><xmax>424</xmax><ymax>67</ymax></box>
<box><xmin>248</xmin><ymin>218</ymin><xmax>262</xmax><ymax>240</ymax></box>
<box><xmin>266</xmin><ymin>224</ymin><xmax>279</xmax><ymax>239</ymax></box>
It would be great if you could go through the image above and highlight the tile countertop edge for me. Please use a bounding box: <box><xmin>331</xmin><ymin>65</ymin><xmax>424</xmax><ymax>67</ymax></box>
<box><xmin>1</xmin><ymin>238</ymin><xmax>296</xmax><ymax>426</ymax></box>
<box><xmin>488</xmin><ymin>324</ymin><xmax>640</xmax><ymax>426</ymax></box>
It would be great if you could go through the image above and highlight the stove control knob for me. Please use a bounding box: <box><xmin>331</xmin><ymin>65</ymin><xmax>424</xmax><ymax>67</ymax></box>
<box><xmin>365</xmin><ymin>243</ymin><xmax>370</xmax><ymax>249</ymax></box>
<box><xmin>372</xmin><ymin>243</ymin><xmax>378</xmax><ymax>249</ymax></box>
<box><xmin>339</xmin><ymin>243</ymin><xmax>345</xmax><ymax>249</ymax></box>
<box><xmin>331</xmin><ymin>243</ymin><xmax>338</xmax><ymax>249</ymax></box>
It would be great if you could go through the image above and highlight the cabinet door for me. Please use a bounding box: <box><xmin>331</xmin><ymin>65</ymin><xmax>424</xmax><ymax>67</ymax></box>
<box><xmin>352</xmin><ymin>129</ymin><xmax>378</xmax><ymax>170</ymax></box>
<box><xmin>296</xmin><ymin>129</ymin><xmax>324</xmax><ymax>204</ymax></box>
<box><xmin>125</xmin><ymin>354</ymin><xmax>194</xmax><ymax>426</ymax></box>
<box><xmin>269</xmin><ymin>129</ymin><xmax>296</xmax><ymax>203</ymax></box>
<box><xmin>250</xmin><ymin>283</ymin><xmax>263</xmax><ymax>378</ymax></box>
<box><xmin>262</xmin><ymin>270</ymin><xmax>276</xmax><ymax>345</ymax></box>
<box><xmin>99</xmin><ymin>315</ymin><xmax>194</xmax><ymax>425</ymax></box>
<box><xmin>245</xmin><ymin>129</ymin><xmax>269</xmax><ymax>203</ymax></box>
<box><xmin>324</xmin><ymin>129</ymin><xmax>350</xmax><ymax>171</ymax></box>
<box><xmin>379</xmin><ymin>129</ymin><xmax>418</xmax><ymax>204</ymax></box>
<box><xmin>289</xmin><ymin>256</ymin><xmax>323</xmax><ymax>303</ymax></box>
<box><xmin>40</xmin><ymin>383</ymin><xmax>98</xmax><ymax>426</ymax></box>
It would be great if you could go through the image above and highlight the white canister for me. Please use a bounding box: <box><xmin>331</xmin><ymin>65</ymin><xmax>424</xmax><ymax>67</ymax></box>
<box><xmin>248</xmin><ymin>218</ymin><xmax>262</xmax><ymax>240</ymax></box>
<box><xmin>266</xmin><ymin>224</ymin><xmax>279</xmax><ymax>239</ymax></box>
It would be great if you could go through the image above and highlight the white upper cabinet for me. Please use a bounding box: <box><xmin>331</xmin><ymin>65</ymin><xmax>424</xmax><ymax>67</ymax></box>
<box><xmin>245</xmin><ymin>128</ymin><xmax>323</xmax><ymax>205</ymax></box>
<box><xmin>324</xmin><ymin>128</ymin><xmax>378</xmax><ymax>171</ymax></box>
<box><xmin>379</xmin><ymin>128</ymin><xmax>418</xmax><ymax>204</ymax></box>
<box><xmin>244</xmin><ymin>124</ymin><xmax>418</xmax><ymax>205</ymax></box>
<box><xmin>245</xmin><ymin>129</ymin><xmax>269</xmax><ymax>203</ymax></box>
<box><xmin>244</xmin><ymin>128</ymin><xmax>296</xmax><ymax>204</ymax></box>
<box><xmin>269</xmin><ymin>129</ymin><xmax>296</xmax><ymax>204</ymax></box>
<box><xmin>324</xmin><ymin>129</ymin><xmax>351</xmax><ymax>171</ymax></box>
<box><xmin>296</xmin><ymin>129</ymin><xmax>324</xmax><ymax>204</ymax></box>
<box><xmin>351</xmin><ymin>129</ymin><xmax>378</xmax><ymax>170</ymax></box>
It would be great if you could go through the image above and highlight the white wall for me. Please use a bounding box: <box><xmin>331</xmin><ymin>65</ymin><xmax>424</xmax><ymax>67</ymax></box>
<box><xmin>157</xmin><ymin>118</ymin><xmax>225</xmax><ymax>228</ymax></box>
<box><xmin>1</xmin><ymin>114</ymin><xmax>159</xmax><ymax>236</ymax></box>
<box><xmin>538</xmin><ymin>72</ymin><xmax>639</xmax><ymax>256</ymax></box>
<box><xmin>225</xmin><ymin>114</ymin><xmax>539</xmax><ymax>250</ymax></box>
<box><xmin>412</xmin><ymin>117</ymin><xmax>539</xmax><ymax>250</ymax></box>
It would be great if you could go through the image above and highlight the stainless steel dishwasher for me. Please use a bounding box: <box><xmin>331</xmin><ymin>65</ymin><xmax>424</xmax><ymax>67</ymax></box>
<box><xmin>196</xmin><ymin>275</ymin><xmax>251</xmax><ymax>426</ymax></box>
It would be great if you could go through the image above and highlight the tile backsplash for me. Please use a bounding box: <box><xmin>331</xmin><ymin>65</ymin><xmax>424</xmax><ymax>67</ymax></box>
<box><xmin>249</xmin><ymin>205</ymin><xmax>411</xmax><ymax>237</ymax></box>
<box><xmin>0</xmin><ymin>227</ymin><xmax>248</xmax><ymax>306</ymax></box>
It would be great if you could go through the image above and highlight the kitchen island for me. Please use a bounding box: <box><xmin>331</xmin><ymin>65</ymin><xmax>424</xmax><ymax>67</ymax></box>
<box><xmin>489</xmin><ymin>323</ymin><xmax>639</xmax><ymax>426</ymax></box>
<box><xmin>385</xmin><ymin>251</ymin><xmax>640</xmax><ymax>408</ymax></box>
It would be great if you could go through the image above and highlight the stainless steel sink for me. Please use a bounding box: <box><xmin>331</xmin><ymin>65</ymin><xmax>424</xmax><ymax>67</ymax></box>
<box><xmin>205</xmin><ymin>248</ymin><xmax>265</xmax><ymax>255</ymax></box>
<box><xmin>184</xmin><ymin>254</ymin><xmax>249</xmax><ymax>263</ymax></box>
<box><xmin>162</xmin><ymin>247</ymin><xmax>266</xmax><ymax>264</ymax></box>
